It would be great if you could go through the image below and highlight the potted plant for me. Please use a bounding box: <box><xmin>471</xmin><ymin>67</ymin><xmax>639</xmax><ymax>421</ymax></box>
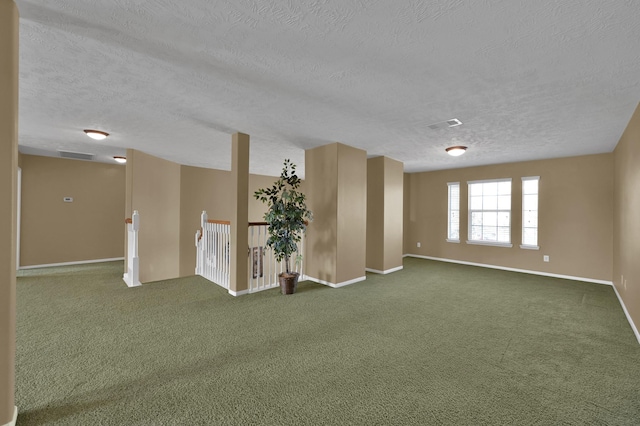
<box><xmin>254</xmin><ymin>159</ymin><xmax>312</xmax><ymax>295</ymax></box>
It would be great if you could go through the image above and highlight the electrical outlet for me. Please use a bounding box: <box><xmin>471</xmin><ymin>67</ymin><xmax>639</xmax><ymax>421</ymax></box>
<box><xmin>417</xmin><ymin>242</ymin><xmax>421</xmax><ymax>248</ymax></box>
<box><xmin>543</xmin><ymin>255</ymin><xmax>549</xmax><ymax>262</ymax></box>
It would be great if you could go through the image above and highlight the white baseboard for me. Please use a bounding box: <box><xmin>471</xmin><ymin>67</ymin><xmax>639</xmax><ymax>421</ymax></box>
<box><xmin>122</xmin><ymin>273</ymin><xmax>141</xmax><ymax>288</ymax></box>
<box><xmin>248</xmin><ymin>284</ymin><xmax>279</xmax><ymax>294</ymax></box>
<box><xmin>365</xmin><ymin>266</ymin><xmax>403</xmax><ymax>275</ymax></box>
<box><xmin>20</xmin><ymin>257</ymin><xmax>124</xmax><ymax>270</ymax></box>
<box><xmin>403</xmin><ymin>254</ymin><xmax>613</xmax><ymax>286</ymax></box>
<box><xmin>1</xmin><ymin>407</ymin><xmax>17</xmax><ymax>426</ymax></box>
<box><xmin>228</xmin><ymin>289</ymin><xmax>250</xmax><ymax>297</ymax></box>
<box><xmin>611</xmin><ymin>284</ymin><xmax>640</xmax><ymax>345</ymax></box>
<box><xmin>305</xmin><ymin>275</ymin><xmax>366</xmax><ymax>288</ymax></box>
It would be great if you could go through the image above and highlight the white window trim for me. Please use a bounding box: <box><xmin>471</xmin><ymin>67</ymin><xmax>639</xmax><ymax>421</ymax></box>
<box><xmin>447</xmin><ymin>182</ymin><xmax>460</xmax><ymax>243</ymax></box>
<box><xmin>467</xmin><ymin>240</ymin><xmax>513</xmax><ymax>248</ymax></box>
<box><xmin>467</xmin><ymin>178</ymin><xmax>512</xmax><ymax>246</ymax></box>
<box><xmin>521</xmin><ymin>176</ymin><xmax>540</xmax><ymax>250</ymax></box>
<box><xmin>520</xmin><ymin>244</ymin><xmax>540</xmax><ymax>250</ymax></box>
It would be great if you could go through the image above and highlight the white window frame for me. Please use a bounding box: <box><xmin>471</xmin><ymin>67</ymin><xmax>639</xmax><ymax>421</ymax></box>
<box><xmin>466</xmin><ymin>178</ymin><xmax>513</xmax><ymax>248</ymax></box>
<box><xmin>447</xmin><ymin>182</ymin><xmax>460</xmax><ymax>243</ymax></box>
<box><xmin>520</xmin><ymin>176</ymin><xmax>540</xmax><ymax>250</ymax></box>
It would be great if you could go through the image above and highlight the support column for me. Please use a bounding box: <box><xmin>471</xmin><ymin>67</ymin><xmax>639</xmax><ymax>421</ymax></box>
<box><xmin>366</xmin><ymin>156</ymin><xmax>404</xmax><ymax>274</ymax></box>
<box><xmin>0</xmin><ymin>1</ymin><xmax>19</xmax><ymax>425</ymax></box>
<box><xmin>305</xmin><ymin>143</ymin><xmax>367</xmax><ymax>287</ymax></box>
<box><xmin>229</xmin><ymin>133</ymin><xmax>249</xmax><ymax>296</ymax></box>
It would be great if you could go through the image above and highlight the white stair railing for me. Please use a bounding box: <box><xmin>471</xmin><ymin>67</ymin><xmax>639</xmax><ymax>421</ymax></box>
<box><xmin>248</xmin><ymin>222</ymin><xmax>305</xmax><ymax>293</ymax></box>
<box><xmin>123</xmin><ymin>210</ymin><xmax>141</xmax><ymax>287</ymax></box>
<box><xmin>195</xmin><ymin>211</ymin><xmax>231</xmax><ymax>289</ymax></box>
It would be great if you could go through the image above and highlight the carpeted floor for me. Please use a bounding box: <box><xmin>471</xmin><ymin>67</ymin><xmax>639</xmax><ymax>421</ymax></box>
<box><xmin>15</xmin><ymin>258</ymin><xmax>640</xmax><ymax>425</ymax></box>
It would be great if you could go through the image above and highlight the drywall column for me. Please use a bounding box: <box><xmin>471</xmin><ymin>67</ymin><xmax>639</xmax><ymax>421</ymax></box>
<box><xmin>613</xmin><ymin>102</ymin><xmax>640</xmax><ymax>343</ymax></box>
<box><xmin>229</xmin><ymin>133</ymin><xmax>249</xmax><ymax>296</ymax></box>
<box><xmin>366</xmin><ymin>157</ymin><xmax>404</xmax><ymax>274</ymax></box>
<box><xmin>129</xmin><ymin>150</ymin><xmax>181</xmax><ymax>283</ymax></box>
<box><xmin>0</xmin><ymin>1</ymin><xmax>18</xmax><ymax>424</ymax></box>
<box><xmin>305</xmin><ymin>143</ymin><xmax>367</xmax><ymax>286</ymax></box>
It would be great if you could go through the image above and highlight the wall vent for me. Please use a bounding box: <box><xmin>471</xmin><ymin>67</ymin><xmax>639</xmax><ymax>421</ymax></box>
<box><xmin>58</xmin><ymin>150</ymin><xmax>94</xmax><ymax>161</ymax></box>
<box><xmin>428</xmin><ymin>118</ymin><xmax>462</xmax><ymax>130</ymax></box>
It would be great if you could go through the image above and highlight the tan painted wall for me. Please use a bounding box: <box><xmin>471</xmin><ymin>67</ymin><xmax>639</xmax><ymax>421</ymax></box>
<box><xmin>336</xmin><ymin>144</ymin><xmax>367</xmax><ymax>283</ymax></box>
<box><xmin>306</xmin><ymin>143</ymin><xmax>339</xmax><ymax>284</ymax></box>
<box><xmin>129</xmin><ymin>150</ymin><xmax>181</xmax><ymax>283</ymax></box>
<box><xmin>613</xmin><ymin>103</ymin><xmax>640</xmax><ymax>331</ymax></box>
<box><xmin>20</xmin><ymin>155</ymin><xmax>126</xmax><ymax>266</ymax></box>
<box><xmin>366</xmin><ymin>156</ymin><xmax>404</xmax><ymax>272</ymax></box>
<box><xmin>0</xmin><ymin>1</ymin><xmax>18</xmax><ymax>421</ymax></box>
<box><xmin>405</xmin><ymin>154</ymin><xmax>613</xmax><ymax>282</ymax></box>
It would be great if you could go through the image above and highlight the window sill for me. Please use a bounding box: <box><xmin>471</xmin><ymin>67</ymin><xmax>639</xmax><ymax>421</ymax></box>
<box><xmin>466</xmin><ymin>240</ymin><xmax>513</xmax><ymax>248</ymax></box>
<box><xmin>446</xmin><ymin>239</ymin><xmax>460</xmax><ymax>243</ymax></box>
<box><xmin>520</xmin><ymin>245</ymin><xmax>540</xmax><ymax>250</ymax></box>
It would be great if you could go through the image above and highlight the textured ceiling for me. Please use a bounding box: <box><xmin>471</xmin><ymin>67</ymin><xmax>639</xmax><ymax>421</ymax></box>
<box><xmin>15</xmin><ymin>0</ymin><xmax>640</xmax><ymax>177</ymax></box>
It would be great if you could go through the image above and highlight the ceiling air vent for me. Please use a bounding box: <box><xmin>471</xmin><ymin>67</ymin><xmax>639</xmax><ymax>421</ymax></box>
<box><xmin>428</xmin><ymin>118</ymin><xmax>463</xmax><ymax>130</ymax></box>
<box><xmin>58</xmin><ymin>150</ymin><xmax>95</xmax><ymax>161</ymax></box>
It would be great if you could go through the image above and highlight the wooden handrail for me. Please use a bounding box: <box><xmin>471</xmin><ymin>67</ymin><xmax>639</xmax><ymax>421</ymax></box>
<box><xmin>207</xmin><ymin>219</ymin><xmax>231</xmax><ymax>225</ymax></box>
<box><xmin>248</xmin><ymin>221</ymin><xmax>309</xmax><ymax>227</ymax></box>
<box><xmin>125</xmin><ymin>218</ymin><xmax>132</xmax><ymax>224</ymax></box>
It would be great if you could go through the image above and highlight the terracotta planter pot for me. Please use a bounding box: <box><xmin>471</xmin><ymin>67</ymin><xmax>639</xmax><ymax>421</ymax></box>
<box><xmin>279</xmin><ymin>272</ymin><xmax>299</xmax><ymax>295</ymax></box>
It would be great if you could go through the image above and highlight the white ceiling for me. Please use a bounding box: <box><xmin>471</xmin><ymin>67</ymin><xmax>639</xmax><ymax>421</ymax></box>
<box><xmin>15</xmin><ymin>0</ymin><xmax>640</xmax><ymax>177</ymax></box>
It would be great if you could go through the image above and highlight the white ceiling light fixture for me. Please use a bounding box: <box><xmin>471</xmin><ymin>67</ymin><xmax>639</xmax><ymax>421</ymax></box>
<box><xmin>113</xmin><ymin>156</ymin><xmax>126</xmax><ymax>164</ymax></box>
<box><xmin>446</xmin><ymin>146</ymin><xmax>467</xmax><ymax>157</ymax></box>
<box><xmin>84</xmin><ymin>129</ymin><xmax>109</xmax><ymax>140</ymax></box>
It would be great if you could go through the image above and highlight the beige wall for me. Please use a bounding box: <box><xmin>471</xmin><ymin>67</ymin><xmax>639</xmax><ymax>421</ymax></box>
<box><xmin>306</xmin><ymin>143</ymin><xmax>366</xmax><ymax>285</ymax></box>
<box><xmin>405</xmin><ymin>154</ymin><xmax>613</xmax><ymax>282</ymax></box>
<box><xmin>20</xmin><ymin>155</ymin><xmax>126</xmax><ymax>266</ymax></box>
<box><xmin>613</xmin><ymin>103</ymin><xmax>640</xmax><ymax>331</ymax></box>
<box><xmin>0</xmin><ymin>1</ymin><xmax>18</xmax><ymax>422</ymax></box>
<box><xmin>129</xmin><ymin>150</ymin><xmax>181</xmax><ymax>283</ymax></box>
<box><xmin>366</xmin><ymin>157</ymin><xmax>404</xmax><ymax>272</ymax></box>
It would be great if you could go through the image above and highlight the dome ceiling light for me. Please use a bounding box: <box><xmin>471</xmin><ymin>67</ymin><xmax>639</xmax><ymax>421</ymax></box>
<box><xmin>445</xmin><ymin>146</ymin><xmax>467</xmax><ymax>157</ymax></box>
<box><xmin>84</xmin><ymin>129</ymin><xmax>109</xmax><ymax>140</ymax></box>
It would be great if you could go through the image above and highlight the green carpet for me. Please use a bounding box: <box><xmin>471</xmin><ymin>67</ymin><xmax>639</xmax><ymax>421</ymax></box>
<box><xmin>15</xmin><ymin>258</ymin><xmax>640</xmax><ymax>425</ymax></box>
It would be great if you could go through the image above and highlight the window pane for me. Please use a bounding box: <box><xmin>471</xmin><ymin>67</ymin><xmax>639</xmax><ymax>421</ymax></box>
<box><xmin>483</xmin><ymin>195</ymin><xmax>497</xmax><ymax>210</ymax></box>
<box><xmin>471</xmin><ymin>226</ymin><xmax>482</xmax><ymax>240</ymax></box>
<box><xmin>521</xmin><ymin>178</ymin><xmax>539</xmax><ymax>247</ymax></box>
<box><xmin>523</xmin><ymin>179</ymin><xmax>538</xmax><ymax>194</ymax></box>
<box><xmin>498</xmin><ymin>181</ymin><xmax>511</xmax><ymax>195</ymax></box>
<box><xmin>523</xmin><ymin>210</ymin><xmax>537</xmax><ymax>227</ymax></box>
<box><xmin>497</xmin><ymin>195</ymin><xmax>510</xmax><ymax>210</ymax></box>
<box><xmin>498</xmin><ymin>212</ymin><xmax>510</xmax><ymax>227</ymax></box>
<box><xmin>471</xmin><ymin>212</ymin><xmax>483</xmax><ymax>225</ymax></box>
<box><xmin>470</xmin><ymin>196</ymin><xmax>483</xmax><ymax>210</ymax></box>
<box><xmin>484</xmin><ymin>182</ymin><xmax>498</xmax><ymax>196</ymax></box>
<box><xmin>497</xmin><ymin>227</ymin><xmax>510</xmax><ymax>242</ymax></box>
<box><xmin>482</xmin><ymin>226</ymin><xmax>497</xmax><ymax>241</ymax></box>
<box><xmin>468</xmin><ymin>179</ymin><xmax>511</xmax><ymax>244</ymax></box>
<box><xmin>523</xmin><ymin>194</ymin><xmax>537</xmax><ymax>211</ymax></box>
<box><xmin>523</xmin><ymin>227</ymin><xmax>538</xmax><ymax>246</ymax></box>
<box><xmin>448</xmin><ymin>183</ymin><xmax>460</xmax><ymax>240</ymax></box>
<box><xmin>483</xmin><ymin>212</ymin><xmax>497</xmax><ymax>226</ymax></box>
<box><xmin>470</xmin><ymin>183</ymin><xmax>483</xmax><ymax>196</ymax></box>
